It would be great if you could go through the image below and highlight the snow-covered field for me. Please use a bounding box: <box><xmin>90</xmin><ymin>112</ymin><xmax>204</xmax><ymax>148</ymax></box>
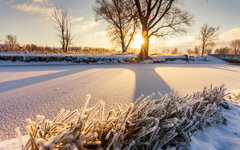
<box><xmin>0</xmin><ymin>56</ymin><xmax>239</xmax><ymax>149</ymax></box>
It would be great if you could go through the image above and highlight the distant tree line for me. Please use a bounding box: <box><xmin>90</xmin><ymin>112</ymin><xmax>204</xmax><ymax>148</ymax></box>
<box><xmin>215</xmin><ymin>39</ymin><xmax>240</xmax><ymax>55</ymax></box>
<box><xmin>186</xmin><ymin>24</ymin><xmax>240</xmax><ymax>55</ymax></box>
<box><xmin>0</xmin><ymin>35</ymin><xmax>117</xmax><ymax>54</ymax></box>
<box><xmin>187</xmin><ymin>39</ymin><xmax>240</xmax><ymax>55</ymax></box>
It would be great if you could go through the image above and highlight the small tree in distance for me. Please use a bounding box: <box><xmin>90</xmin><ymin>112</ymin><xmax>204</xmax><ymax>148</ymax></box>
<box><xmin>52</xmin><ymin>8</ymin><xmax>72</xmax><ymax>53</ymax></box>
<box><xmin>197</xmin><ymin>24</ymin><xmax>219</xmax><ymax>55</ymax></box>
<box><xmin>187</xmin><ymin>49</ymin><xmax>194</xmax><ymax>55</ymax></box>
<box><xmin>215</xmin><ymin>47</ymin><xmax>230</xmax><ymax>55</ymax></box>
<box><xmin>194</xmin><ymin>46</ymin><xmax>200</xmax><ymax>55</ymax></box>
<box><xmin>230</xmin><ymin>39</ymin><xmax>240</xmax><ymax>55</ymax></box>
<box><xmin>5</xmin><ymin>34</ymin><xmax>18</xmax><ymax>50</ymax></box>
<box><xmin>205</xmin><ymin>42</ymin><xmax>216</xmax><ymax>54</ymax></box>
<box><xmin>171</xmin><ymin>48</ymin><xmax>179</xmax><ymax>55</ymax></box>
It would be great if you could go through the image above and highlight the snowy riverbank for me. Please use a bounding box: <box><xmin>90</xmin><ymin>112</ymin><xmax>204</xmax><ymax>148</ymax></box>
<box><xmin>0</xmin><ymin>52</ymin><xmax>227</xmax><ymax>65</ymax></box>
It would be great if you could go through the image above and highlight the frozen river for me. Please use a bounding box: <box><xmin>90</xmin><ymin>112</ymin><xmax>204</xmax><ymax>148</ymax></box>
<box><xmin>0</xmin><ymin>63</ymin><xmax>240</xmax><ymax>140</ymax></box>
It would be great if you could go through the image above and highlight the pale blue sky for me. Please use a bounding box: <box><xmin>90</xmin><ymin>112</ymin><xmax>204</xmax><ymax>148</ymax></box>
<box><xmin>0</xmin><ymin>0</ymin><xmax>240</xmax><ymax>51</ymax></box>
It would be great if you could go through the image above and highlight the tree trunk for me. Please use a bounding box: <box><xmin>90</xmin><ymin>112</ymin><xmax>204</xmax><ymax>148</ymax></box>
<box><xmin>62</xmin><ymin>27</ymin><xmax>65</xmax><ymax>51</ymax></box>
<box><xmin>138</xmin><ymin>28</ymin><xmax>149</xmax><ymax>60</ymax></box>
<box><xmin>202</xmin><ymin>45</ymin><xmax>204</xmax><ymax>55</ymax></box>
<box><xmin>65</xmin><ymin>42</ymin><xmax>68</xmax><ymax>53</ymax></box>
<box><xmin>120</xmin><ymin>37</ymin><xmax>126</xmax><ymax>53</ymax></box>
<box><xmin>120</xmin><ymin>29</ymin><xmax>126</xmax><ymax>53</ymax></box>
<box><xmin>202</xmin><ymin>40</ymin><xmax>205</xmax><ymax>55</ymax></box>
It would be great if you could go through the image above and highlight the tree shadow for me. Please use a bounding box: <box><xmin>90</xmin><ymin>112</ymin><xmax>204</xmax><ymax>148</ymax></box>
<box><xmin>0</xmin><ymin>64</ymin><xmax>173</xmax><ymax>99</ymax></box>
<box><xmin>209</xmin><ymin>66</ymin><xmax>238</xmax><ymax>72</ymax></box>
<box><xmin>125</xmin><ymin>64</ymin><xmax>172</xmax><ymax>101</ymax></box>
<box><xmin>158</xmin><ymin>64</ymin><xmax>238</xmax><ymax>72</ymax></box>
<box><xmin>0</xmin><ymin>66</ymin><xmax>91</xmax><ymax>93</ymax></box>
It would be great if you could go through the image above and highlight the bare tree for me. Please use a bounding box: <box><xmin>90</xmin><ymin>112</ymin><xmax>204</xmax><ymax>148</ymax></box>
<box><xmin>215</xmin><ymin>47</ymin><xmax>230</xmax><ymax>55</ymax></box>
<box><xmin>94</xmin><ymin>0</ymin><xmax>137</xmax><ymax>53</ymax></box>
<box><xmin>171</xmin><ymin>47</ymin><xmax>179</xmax><ymax>55</ymax></box>
<box><xmin>205</xmin><ymin>42</ymin><xmax>216</xmax><ymax>54</ymax></box>
<box><xmin>133</xmin><ymin>0</ymin><xmax>193</xmax><ymax>59</ymax></box>
<box><xmin>5</xmin><ymin>34</ymin><xmax>18</xmax><ymax>50</ymax></box>
<box><xmin>52</xmin><ymin>8</ymin><xmax>72</xmax><ymax>53</ymax></box>
<box><xmin>197</xmin><ymin>24</ymin><xmax>219</xmax><ymax>55</ymax></box>
<box><xmin>194</xmin><ymin>46</ymin><xmax>200</xmax><ymax>55</ymax></box>
<box><xmin>230</xmin><ymin>39</ymin><xmax>240</xmax><ymax>55</ymax></box>
<box><xmin>187</xmin><ymin>49</ymin><xmax>194</xmax><ymax>55</ymax></box>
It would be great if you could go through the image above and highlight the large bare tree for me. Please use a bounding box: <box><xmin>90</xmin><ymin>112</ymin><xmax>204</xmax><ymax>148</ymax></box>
<box><xmin>94</xmin><ymin>0</ymin><xmax>137</xmax><ymax>53</ymax></box>
<box><xmin>230</xmin><ymin>39</ymin><xmax>240</xmax><ymax>55</ymax></box>
<box><xmin>133</xmin><ymin>0</ymin><xmax>193</xmax><ymax>59</ymax></box>
<box><xmin>5</xmin><ymin>34</ymin><xmax>18</xmax><ymax>50</ymax></box>
<box><xmin>52</xmin><ymin>8</ymin><xmax>72</xmax><ymax>53</ymax></box>
<box><xmin>197</xmin><ymin>24</ymin><xmax>219</xmax><ymax>55</ymax></box>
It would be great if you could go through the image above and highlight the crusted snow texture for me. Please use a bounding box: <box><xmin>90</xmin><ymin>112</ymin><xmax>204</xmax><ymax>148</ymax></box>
<box><xmin>226</xmin><ymin>89</ymin><xmax>240</xmax><ymax>101</ymax></box>
<box><xmin>17</xmin><ymin>85</ymin><xmax>229</xmax><ymax>150</ymax></box>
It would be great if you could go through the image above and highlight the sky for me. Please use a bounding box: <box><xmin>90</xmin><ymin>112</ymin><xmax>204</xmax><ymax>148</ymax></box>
<box><xmin>0</xmin><ymin>0</ymin><xmax>240</xmax><ymax>52</ymax></box>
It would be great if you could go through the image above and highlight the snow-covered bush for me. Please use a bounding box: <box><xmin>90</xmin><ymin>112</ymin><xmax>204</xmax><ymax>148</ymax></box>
<box><xmin>16</xmin><ymin>85</ymin><xmax>229</xmax><ymax>150</ymax></box>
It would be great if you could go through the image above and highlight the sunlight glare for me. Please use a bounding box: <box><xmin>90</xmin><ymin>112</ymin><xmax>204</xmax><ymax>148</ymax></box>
<box><xmin>133</xmin><ymin>33</ymin><xmax>144</xmax><ymax>49</ymax></box>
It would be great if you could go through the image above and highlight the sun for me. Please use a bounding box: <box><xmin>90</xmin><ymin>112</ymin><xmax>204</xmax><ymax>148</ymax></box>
<box><xmin>132</xmin><ymin>33</ymin><xmax>144</xmax><ymax>49</ymax></box>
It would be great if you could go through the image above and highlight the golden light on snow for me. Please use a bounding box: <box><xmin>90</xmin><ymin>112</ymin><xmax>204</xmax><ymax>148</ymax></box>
<box><xmin>132</xmin><ymin>33</ymin><xmax>144</xmax><ymax>49</ymax></box>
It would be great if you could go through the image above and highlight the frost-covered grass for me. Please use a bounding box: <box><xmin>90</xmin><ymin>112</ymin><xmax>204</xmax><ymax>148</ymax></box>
<box><xmin>190</xmin><ymin>90</ymin><xmax>240</xmax><ymax>150</ymax></box>
<box><xmin>15</xmin><ymin>85</ymin><xmax>229</xmax><ymax>150</ymax></box>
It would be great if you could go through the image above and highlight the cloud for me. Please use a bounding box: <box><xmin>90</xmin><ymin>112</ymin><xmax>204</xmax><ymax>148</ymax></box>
<box><xmin>11</xmin><ymin>3</ymin><xmax>53</xmax><ymax>17</ymax></box>
<box><xmin>219</xmin><ymin>28</ymin><xmax>240</xmax><ymax>42</ymax></box>
<box><xmin>9</xmin><ymin>1</ymin><xmax>85</xmax><ymax>23</ymax></box>
<box><xmin>73</xmin><ymin>20</ymin><xmax>99</xmax><ymax>33</ymax></box>
<box><xmin>5</xmin><ymin>0</ymin><xmax>16</xmax><ymax>5</ymax></box>
<box><xmin>8</xmin><ymin>0</ymin><xmax>53</xmax><ymax>19</ymax></box>
<box><xmin>76</xmin><ymin>31</ymin><xmax>111</xmax><ymax>48</ymax></box>
<box><xmin>33</xmin><ymin>0</ymin><xmax>48</xmax><ymax>4</ymax></box>
<box><xmin>72</xmin><ymin>17</ymin><xmax>84</xmax><ymax>23</ymax></box>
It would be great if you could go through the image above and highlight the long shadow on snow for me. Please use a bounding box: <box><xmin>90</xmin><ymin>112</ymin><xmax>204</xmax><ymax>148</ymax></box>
<box><xmin>125</xmin><ymin>64</ymin><xmax>172</xmax><ymax>101</ymax></box>
<box><xmin>0</xmin><ymin>67</ymin><xmax>91</xmax><ymax>93</ymax></box>
<box><xmin>0</xmin><ymin>63</ymin><xmax>173</xmax><ymax>100</ymax></box>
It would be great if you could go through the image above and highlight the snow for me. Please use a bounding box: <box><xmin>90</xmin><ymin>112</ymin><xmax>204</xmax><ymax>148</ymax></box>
<box><xmin>0</xmin><ymin>52</ymin><xmax>130</xmax><ymax>58</ymax></box>
<box><xmin>0</xmin><ymin>52</ymin><xmax>130</xmax><ymax>65</ymax></box>
<box><xmin>190</xmin><ymin>101</ymin><xmax>240</xmax><ymax>150</ymax></box>
<box><xmin>0</xmin><ymin>57</ymin><xmax>239</xmax><ymax>149</ymax></box>
<box><xmin>0</xmin><ymin>52</ymin><xmax>229</xmax><ymax>65</ymax></box>
<box><xmin>154</xmin><ymin>64</ymin><xmax>240</xmax><ymax>96</ymax></box>
<box><xmin>0</xmin><ymin>136</ymin><xmax>28</xmax><ymax>150</ymax></box>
